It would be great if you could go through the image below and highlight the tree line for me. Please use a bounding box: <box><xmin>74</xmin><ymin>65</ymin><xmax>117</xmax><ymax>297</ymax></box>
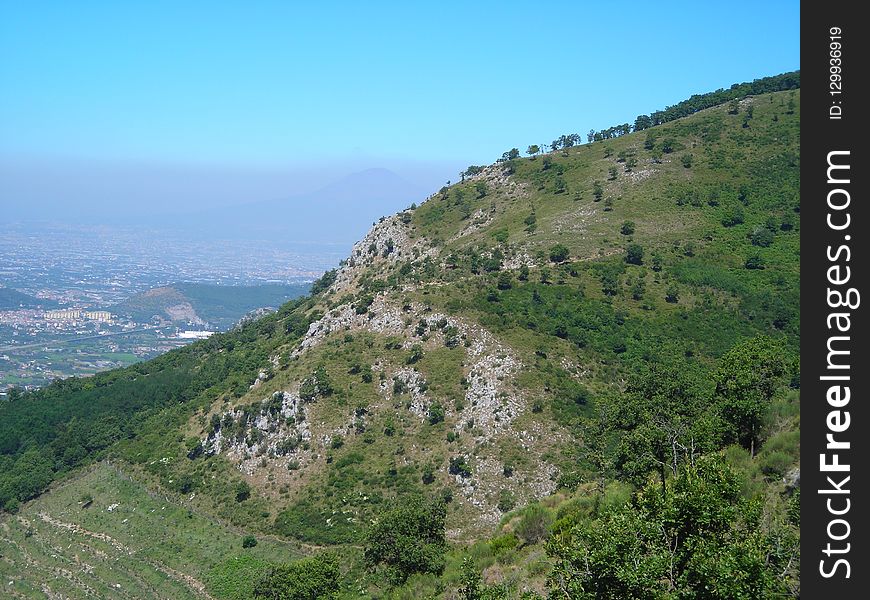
<box><xmin>459</xmin><ymin>70</ymin><xmax>800</xmax><ymax>180</ymax></box>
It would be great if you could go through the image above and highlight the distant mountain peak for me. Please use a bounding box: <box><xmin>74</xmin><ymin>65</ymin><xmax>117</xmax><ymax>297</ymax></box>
<box><xmin>316</xmin><ymin>167</ymin><xmax>426</xmax><ymax>202</ymax></box>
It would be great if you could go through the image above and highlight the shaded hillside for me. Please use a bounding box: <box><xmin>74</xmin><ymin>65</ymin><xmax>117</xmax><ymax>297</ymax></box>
<box><xmin>110</xmin><ymin>282</ymin><xmax>310</xmax><ymax>329</ymax></box>
<box><xmin>1</xmin><ymin>76</ymin><xmax>800</xmax><ymax>599</ymax></box>
<box><xmin>0</xmin><ymin>287</ymin><xmax>57</xmax><ymax>310</ymax></box>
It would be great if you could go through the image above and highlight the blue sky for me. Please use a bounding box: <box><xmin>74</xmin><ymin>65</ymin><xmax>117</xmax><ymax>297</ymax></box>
<box><xmin>0</xmin><ymin>1</ymin><xmax>799</xmax><ymax>217</ymax></box>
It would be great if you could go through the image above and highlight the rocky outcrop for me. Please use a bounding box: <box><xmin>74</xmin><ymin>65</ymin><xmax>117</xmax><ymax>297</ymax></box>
<box><xmin>293</xmin><ymin>296</ymin><xmax>523</xmax><ymax>435</ymax></box>
<box><xmin>202</xmin><ymin>390</ymin><xmax>312</xmax><ymax>476</ymax></box>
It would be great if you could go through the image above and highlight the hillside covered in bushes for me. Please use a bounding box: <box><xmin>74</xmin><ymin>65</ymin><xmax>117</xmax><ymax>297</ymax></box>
<box><xmin>0</xmin><ymin>73</ymin><xmax>800</xmax><ymax>599</ymax></box>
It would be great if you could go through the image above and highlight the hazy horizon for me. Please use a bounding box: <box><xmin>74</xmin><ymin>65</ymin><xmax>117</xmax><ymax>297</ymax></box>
<box><xmin>0</xmin><ymin>159</ymin><xmax>461</xmax><ymax>225</ymax></box>
<box><xmin>2</xmin><ymin>1</ymin><xmax>799</xmax><ymax>239</ymax></box>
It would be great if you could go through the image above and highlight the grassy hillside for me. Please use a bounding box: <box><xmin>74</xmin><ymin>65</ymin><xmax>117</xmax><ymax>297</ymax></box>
<box><xmin>1</xmin><ymin>75</ymin><xmax>800</xmax><ymax>598</ymax></box>
<box><xmin>0</xmin><ymin>462</ymin><xmax>303</xmax><ymax>598</ymax></box>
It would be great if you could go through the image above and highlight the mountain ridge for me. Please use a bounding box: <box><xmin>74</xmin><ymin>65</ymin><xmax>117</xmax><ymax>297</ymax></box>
<box><xmin>140</xmin><ymin>168</ymin><xmax>430</xmax><ymax>246</ymax></box>
<box><xmin>0</xmin><ymin>75</ymin><xmax>801</xmax><ymax>598</ymax></box>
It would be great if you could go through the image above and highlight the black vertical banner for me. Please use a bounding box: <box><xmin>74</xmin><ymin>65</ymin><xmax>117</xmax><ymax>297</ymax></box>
<box><xmin>802</xmin><ymin>2</ymin><xmax>869</xmax><ymax>597</ymax></box>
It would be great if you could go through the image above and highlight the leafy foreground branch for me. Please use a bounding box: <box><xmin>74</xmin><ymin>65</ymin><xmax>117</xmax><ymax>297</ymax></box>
<box><xmin>547</xmin><ymin>456</ymin><xmax>796</xmax><ymax>599</ymax></box>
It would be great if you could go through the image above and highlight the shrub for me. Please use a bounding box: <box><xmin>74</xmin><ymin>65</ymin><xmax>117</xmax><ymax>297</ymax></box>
<box><xmin>364</xmin><ymin>501</ymin><xmax>448</xmax><ymax>583</ymax></box>
<box><xmin>620</xmin><ymin>221</ymin><xmax>635</xmax><ymax>235</ymax></box>
<box><xmin>428</xmin><ymin>402</ymin><xmax>445</xmax><ymax>425</ymax></box>
<box><xmin>299</xmin><ymin>378</ymin><xmax>317</xmax><ymax>402</ymax></box>
<box><xmin>235</xmin><ymin>481</ymin><xmax>251</xmax><ymax>502</ymax></box>
<box><xmin>242</xmin><ymin>535</ymin><xmax>258</xmax><ymax>548</ymax></box>
<box><xmin>745</xmin><ymin>254</ymin><xmax>766</xmax><ymax>269</ymax></box>
<box><xmin>407</xmin><ymin>344</ymin><xmax>424</xmax><ymax>364</ymax></box>
<box><xmin>449</xmin><ymin>455</ymin><xmax>473</xmax><ymax>478</ymax></box>
<box><xmin>625</xmin><ymin>244</ymin><xmax>644</xmax><ymax>265</ymax></box>
<box><xmin>592</xmin><ymin>181</ymin><xmax>604</xmax><ymax>201</ymax></box>
<box><xmin>749</xmin><ymin>226</ymin><xmax>775</xmax><ymax>247</ymax></box>
<box><xmin>355</xmin><ymin>294</ymin><xmax>375</xmax><ymax>314</ymax></box>
<box><xmin>422</xmin><ymin>465</ymin><xmax>435</xmax><ymax>484</ymax></box>
<box><xmin>490</xmin><ymin>533</ymin><xmax>519</xmax><ymax>555</ymax></box>
<box><xmin>415</xmin><ymin>319</ymin><xmax>428</xmax><ymax>336</ymax></box>
<box><xmin>759</xmin><ymin>451</ymin><xmax>793</xmax><ymax>478</ymax></box>
<box><xmin>721</xmin><ymin>205</ymin><xmax>745</xmax><ymax>227</ymax></box>
<box><xmin>497</xmin><ymin>490</ymin><xmax>517</xmax><ymax>512</ymax></box>
<box><xmin>546</xmin><ymin>458</ymin><xmax>782</xmax><ymax>598</ymax></box>
<box><xmin>312</xmin><ymin>366</ymin><xmax>333</xmax><ymax>397</ymax></box>
<box><xmin>524</xmin><ymin>212</ymin><xmax>537</xmax><ymax>233</ymax></box>
<box><xmin>518</xmin><ymin>265</ymin><xmax>530</xmax><ymax>281</ymax></box>
<box><xmin>549</xmin><ymin>244</ymin><xmax>570</xmax><ymax>263</ymax></box>
<box><xmin>254</xmin><ymin>552</ymin><xmax>340</xmax><ymax>600</ymax></box>
<box><xmin>631</xmin><ymin>278</ymin><xmax>646</xmax><ymax>301</ymax></box>
<box><xmin>515</xmin><ymin>505</ymin><xmax>553</xmax><ymax>545</ymax></box>
<box><xmin>310</xmin><ymin>269</ymin><xmax>337</xmax><ymax>295</ymax></box>
<box><xmin>497</xmin><ymin>272</ymin><xmax>513</xmax><ymax>290</ymax></box>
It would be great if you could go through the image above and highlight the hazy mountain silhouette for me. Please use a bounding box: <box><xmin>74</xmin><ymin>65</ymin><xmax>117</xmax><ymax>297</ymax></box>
<box><xmin>164</xmin><ymin>167</ymin><xmax>428</xmax><ymax>247</ymax></box>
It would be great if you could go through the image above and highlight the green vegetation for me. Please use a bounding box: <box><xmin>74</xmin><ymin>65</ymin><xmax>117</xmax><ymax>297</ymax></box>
<box><xmin>0</xmin><ymin>287</ymin><xmax>58</xmax><ymax>309</ymax></box>
<box><xmin>364</xmin><ymin>500</ymin><xmax>448</xmax><ymax>583</ymax></box>
<box><xmin>0</xmin><ymin>463</ymin><xmax>302</xmax><ymax>598</ymax></box>
<box><xmin>589</xmin><ymin>70</ymin><xmax>799</xmax><ymax>140</ymax></box>
<box><xmin>254</xmin><ymin>553</ymin><xmax>341</xmax><ymax>599</ymax></box>
<box><xmin>111</xmin><ymin>282</ymin><xmax>310</xmax><ymax>328</ymax></box>
<box><xmin>1</xmin><ymin>75</ymin><xmax>800</xmax><ymax>598</ymax></box>
<box><xmin>0</xmin><ymin>297</ymin><xmax>316</xmax><ymax>511</ymax></box>
<box><xmin>548</xmin><ymin>456</ymin><xmax>793</xmax><ymax>598</ymax></box>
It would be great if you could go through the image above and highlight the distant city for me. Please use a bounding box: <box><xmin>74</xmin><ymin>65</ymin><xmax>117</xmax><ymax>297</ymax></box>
<box><xmin>0</xmin><ymin>222</ymin><xmax>326</xmax><ymax>390</ymax></box>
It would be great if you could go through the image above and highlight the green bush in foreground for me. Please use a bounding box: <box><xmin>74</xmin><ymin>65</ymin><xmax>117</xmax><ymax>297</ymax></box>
<box><xmin>364</xmin><ymin>500</ymin><xmax>448</xmax><ymax>583</ymax></box>
<box><xmin>254</xmin><ymin>552</ymin><xmax>340</xmax><ymax>600</ymax></box>
<box><xmin>547</xmin><ymin>456</ymin><xmax>783</xmax><ymax>599</ymax></box>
